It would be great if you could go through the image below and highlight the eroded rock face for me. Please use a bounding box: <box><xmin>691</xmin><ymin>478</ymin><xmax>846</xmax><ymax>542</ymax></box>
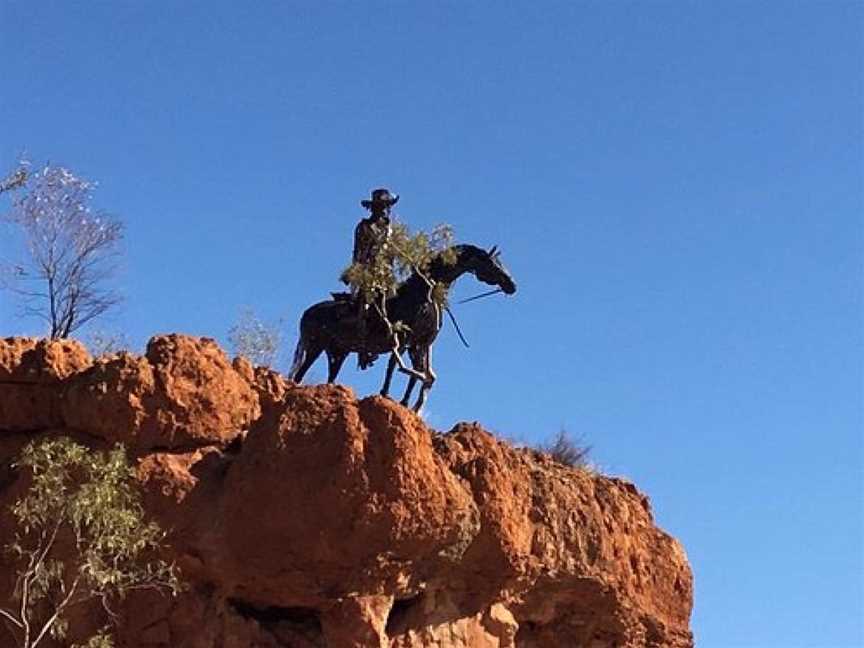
<box><xmin>0</xmin><ymin>335</ymin><xmax>694</xmax><ymax>648</ymax></box>
<box><xmin>0</xmin><ymin>337</ymin><xmax>91</xmax><ymax>431</ymax></box>
<box><xmin>62</xmin><ymin>335</ymin><xmax>260</xmax><ymax>450</ymax></box>
<box><xmin>217</xmin><ymin>388</ymin><xmax>480</xmax><ymax>609</ymax></box>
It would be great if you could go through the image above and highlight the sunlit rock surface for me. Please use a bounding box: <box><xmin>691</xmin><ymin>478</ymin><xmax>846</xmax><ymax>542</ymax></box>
<box><xmin>0</xmin><ymin>335</ymin><xmax>693</xmax><ymax>647</ymax></box>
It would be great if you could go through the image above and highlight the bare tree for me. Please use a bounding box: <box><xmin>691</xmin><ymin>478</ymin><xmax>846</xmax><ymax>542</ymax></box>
<box><xmin>228</xmin><ymin>308</ymin><xmax>282</xmax><ymax>367</ymax></box>
<box><xmin>1</xmin><ymin>164</ymin><xmax>123</xmax><ymax>338</ymax></box>
<box><xmin>0</xmin><ymin>165</ymin><xmax>27</xmax><ymax>195</ymax></box>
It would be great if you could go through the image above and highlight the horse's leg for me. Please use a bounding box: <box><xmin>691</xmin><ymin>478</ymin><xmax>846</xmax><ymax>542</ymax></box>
<box><xmin>413</xmin><ymin>346</ymin><xmax>436</xmax><ymax>413</ymax></box>
<box><xmin>384</xmin><ymin>333</ymin><xmax>428</xmax><ymax>383</ymax></box>
<box><xmin>400</xmin><ymin>375</ymin><xmax>418</xmax><ymax>407</ymax></box>
<box><xmin>327</xmin><ymin>350</ymin><xmax>348</xmax><ymax>384</ymax></box>
<box><xmin>292</xmin><ymin>342</ymin><xmax>324</xmax><ymax>383</ymax></box>
<box><xmin>380</xmin><ymin>353</ymin><xmax>398</xmax><ymax>398</ymax></box>
<box><xmin>402</xmin><ymin>346</ymin><xmax>424</xmax><ymax>407</ymax></box>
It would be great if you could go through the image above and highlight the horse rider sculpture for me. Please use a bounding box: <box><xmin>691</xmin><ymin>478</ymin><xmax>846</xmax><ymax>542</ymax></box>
<box><xmin>290</xmin><ymin>186</ymin><xmax>517</xmax><ymax>410</ymax></box>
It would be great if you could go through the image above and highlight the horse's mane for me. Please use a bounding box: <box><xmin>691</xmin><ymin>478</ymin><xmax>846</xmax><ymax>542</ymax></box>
<box><xmin>428</xmin><ymin>244</ymin><xmax>485</xmax><ymax>272</ymax></box>
<box><xmin>398</xmin><ymin>244</ymin><xmax>484</xmax><ymax>295</ymax></box>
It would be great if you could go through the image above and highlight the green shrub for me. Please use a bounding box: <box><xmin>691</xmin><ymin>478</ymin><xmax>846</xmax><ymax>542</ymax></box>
<box><xmin>0</xmin><ymin>438</ymin><xmax>181</xmax><ymax>648</ymax></box>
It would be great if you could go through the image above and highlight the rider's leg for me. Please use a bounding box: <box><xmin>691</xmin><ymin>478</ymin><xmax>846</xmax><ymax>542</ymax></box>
<box><xmin>357</xmin><ymin>299</ymin><xmax>373</xmax><ymax>369</ymax></box>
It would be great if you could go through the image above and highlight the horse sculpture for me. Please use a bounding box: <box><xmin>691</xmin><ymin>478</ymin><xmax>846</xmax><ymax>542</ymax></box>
<box><xmin>289</xmin><ymin>244</ymin><xmax>516</xmax><ymax>411</ymax></box>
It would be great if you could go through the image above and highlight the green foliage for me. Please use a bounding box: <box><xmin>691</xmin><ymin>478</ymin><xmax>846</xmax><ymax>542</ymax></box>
<box><xmin>342</xmin><ymin>222</ymin><xmax>456</xmax><ymax>308</ymax></box>
<box><xmin>72</xmin><ymin>629</ymin><xmax>113</xmax><ymax>648</ymax></box>
<box><xmin>1</xmin><ymin>437</ymin><xmax>181</xmax><ymax>648</ymax></box>
<box><xmin>227</xmin><ymin>308</ymin><xmax>282</xmax><ymax>367</ymax></box>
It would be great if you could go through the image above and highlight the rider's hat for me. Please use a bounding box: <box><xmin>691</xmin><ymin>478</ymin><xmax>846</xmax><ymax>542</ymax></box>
<box><xmin>361</xmin><ymin>188</ymin><xmax>399</xmax><ymax>209</ymax></box>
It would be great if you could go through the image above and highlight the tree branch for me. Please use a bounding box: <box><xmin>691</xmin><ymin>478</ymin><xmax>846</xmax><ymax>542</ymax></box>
<box><xmin>29</xmin><ymin>574</ymin><xmax>81</xmax><ymax>648</ymax></box>
<box><xmin>0</xmin><ymin>607</ymin><xmax>23</xmax><ymax>629</ymax></box>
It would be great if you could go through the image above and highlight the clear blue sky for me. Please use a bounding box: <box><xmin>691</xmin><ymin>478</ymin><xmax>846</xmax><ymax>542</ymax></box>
<box><xmin>1</xmin><ymin>2</ymin><xmax>861</xmax><ymax>646</ymax></box>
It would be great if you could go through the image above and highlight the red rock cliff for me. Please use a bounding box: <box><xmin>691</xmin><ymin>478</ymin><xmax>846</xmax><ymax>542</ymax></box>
<box><xmin>0</xmin><ymin>335</ymin><xmax>693</xmax><ymax>647</ymax></box>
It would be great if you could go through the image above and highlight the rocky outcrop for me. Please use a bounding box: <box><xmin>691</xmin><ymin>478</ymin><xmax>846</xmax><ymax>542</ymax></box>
<box><xmin>0</xmin><ymin>336</ymin><xmax>91</xmax><ymax>431</ymax></box>
<box><xmin>0</xmin><ymin>335</ymin><xmax>693</xmax><ymax>647</ymax></box>
<box><xmin>62</xmin><ymin>335</ymin><xmax>260</xmax><ymax>449</ymax></box>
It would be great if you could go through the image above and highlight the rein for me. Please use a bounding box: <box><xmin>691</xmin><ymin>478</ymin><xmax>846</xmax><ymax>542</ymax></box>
<box><xmin>457</xmin><ymin>288</ymin><xmax>504</xmax><ymax>304</ymax></box>
<box><xmin>445</xmin><ymin>286</ymin><xmax>506</xmax><ymax>348</ymax></box>
<box><xmin>445</xmin><ymin>306</ymin><xmax>470</xmax><ymax>348</ymax></box>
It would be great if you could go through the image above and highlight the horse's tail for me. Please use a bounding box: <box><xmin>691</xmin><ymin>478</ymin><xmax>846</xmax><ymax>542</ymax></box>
<box><xmin>288</xmin><ymin>334</ymin><xmax>307</xmax><ymax>382</ymax></box>
<box><xmin>288</xmin><ymin>300</ymin><xmax>340</xmax><ymax>382</ymax></box>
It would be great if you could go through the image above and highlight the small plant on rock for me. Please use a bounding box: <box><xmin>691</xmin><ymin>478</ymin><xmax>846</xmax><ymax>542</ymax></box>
<box><xmin>84</xmin><ymin>331</ymin><xmax>132</xmax><ymax>358</ymax></box>
<box><xmin>538</xmin><ymin>429</ymin><xmax>592</xmax><ymax>468</ymax></box>
<box><xmin>228</xmin><ymin>308</ymin><xmax>283</xmax><ymax>368</ymax></box>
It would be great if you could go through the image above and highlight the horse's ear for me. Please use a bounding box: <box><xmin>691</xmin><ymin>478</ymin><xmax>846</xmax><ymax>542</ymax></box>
<box><xmin>488</xmin><ymin>245</ymin><xmax>498</xmax><ymax>256</ymax></box>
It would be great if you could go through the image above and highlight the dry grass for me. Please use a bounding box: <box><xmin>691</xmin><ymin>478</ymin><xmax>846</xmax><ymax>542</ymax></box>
<box><xmin>538</xmin><ymin>429</ymin><xmax>591</xmax><ymax>468</ymax></box>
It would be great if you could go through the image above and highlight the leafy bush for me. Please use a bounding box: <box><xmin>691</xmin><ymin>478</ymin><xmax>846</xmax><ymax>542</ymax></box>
<box><xmin>0</xmin><ymin>438</ymin><xmax>181</xmax><ymax>648</ymax></box>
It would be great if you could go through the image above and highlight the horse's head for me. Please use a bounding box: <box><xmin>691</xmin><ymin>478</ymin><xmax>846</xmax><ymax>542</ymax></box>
<box><xmin>470</xmin><ymin>245</ymin><xmax>517</xmax><ymax>295</ymax></box>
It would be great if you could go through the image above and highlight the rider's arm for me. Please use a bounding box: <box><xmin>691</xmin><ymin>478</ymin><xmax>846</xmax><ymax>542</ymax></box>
<box><xmin>352</xmin><ymin>221</ymin><xmax>367</xmax><ymax>264</ymax></box>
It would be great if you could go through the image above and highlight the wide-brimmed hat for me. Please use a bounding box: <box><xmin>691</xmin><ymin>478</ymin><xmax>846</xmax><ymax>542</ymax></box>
<box><xmin>361</xmin><ymin>188</ymin><xmax>399</xmax><ymax>209</ymax></box>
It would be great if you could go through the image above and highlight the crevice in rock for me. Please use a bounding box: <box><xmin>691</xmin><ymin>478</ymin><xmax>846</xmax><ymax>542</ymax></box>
<box><xmin>225</xmin><ymin>433</ymin><xmax>244</xmax><ymax>455</ymax></box>
<box><xmin>385</xmin><ymin>592</ymin><xmax>425</xmax><ymax>636</ymax></box>
<box><xmin>230</xmin><ymin>598</ymin><xmax>320</xmax><ymax>625</ymax></box>
<box><xmin>146</xmin><ymin>442</ymin><xmax>228</xmax><ymax>454</ymax></box>
<box><xmin>228</xmin><ymin>597</ymin><xmax>323</xmax><ymax>646</ymax></box>
<box><xmin>140</xmin><ymin>429</ymin><xmax>248</xmax><ymax>456</ymax></box>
